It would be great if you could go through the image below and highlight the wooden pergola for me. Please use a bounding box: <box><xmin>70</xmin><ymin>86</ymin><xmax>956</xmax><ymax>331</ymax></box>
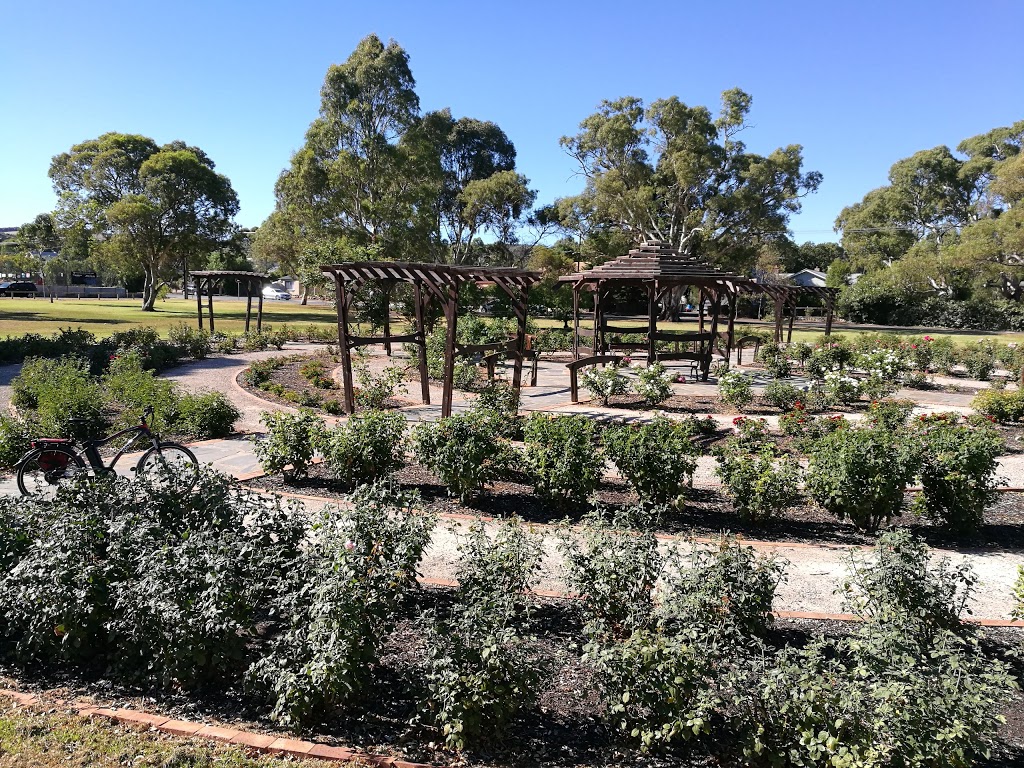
<box><xmin>191</xmin><ymin>270</ymin><xmax>270</xmax><ymax>334</ymax></box>
<box><xmin>320</xmin><ymin>262</ymin><xmax>540</xmax><ymax>417</ymax></box>
<box><xmin>737</xmin><ymin>281</ymin><xmax>839</xmax><ymax>342</ymax></box>
<box><xmin>557</xmin><ymin>241</ymin><xmax>748</xmax><ymax>380</ymax></box>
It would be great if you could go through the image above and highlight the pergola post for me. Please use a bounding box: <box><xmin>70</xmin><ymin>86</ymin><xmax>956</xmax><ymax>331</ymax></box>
<box><xmin>824</xmin><ymin>294</ymin><xmax>835</xmax><ymax>337</ymax></box>
<box><xmin>511</xmin><ymin>283</ymin><xmax>529</xmax><ymax>393</ymax></box>
<box><xmin>726</xmin><ymin>288</ymin><xmax>738</xmax><ymax>360</ymax></box>
<box><xmin>647</xmin><ymin>280</ymin><xmax>657</xmax><ymax>362</ymax></box>
<box><xmin>787</xmin><ymin>295</ymin><xmax>796</xmax><ymax>343</ymax></box>
<box><xmin>334</xmin><ymin>277</ymin><xmax>356</xmax><ymax>414</ymax></box>
<box><xmin>571</xmin><ymin>285</ymin><xmax>580</xmax><ymax>360</ymax></box>
<box><xmin>244</xmin><ymin>280</ymin><xmax>253</xmax><ymax>334</ymax></box>
<box><xmin>382</xmin><ymin>281</ymin><xmax>393</xmax><ymax>356</ymax></box>
<box><xmin>698</xmin><ymin>287</ymin><xmax>706</xmax><ymax>334</ymax></box>
<box><xmin>440</xmin><ymin>281</ymin><xmax>460</xmax><ymax>418</ymax></box>
<box><xmin>592</xmin><ymin>287</ymin><xmax>601</xmax><ymax>355</ymax></box>
<box><xmin>413</xmin><ymin>284</ymin><xmax>431</xmax><ymax>404</ymax></box>
<box><xmin>207</xmin><ymin>281</ymin><xmax>216</xmax><ymax>334</ymax></box>
<box><xmin>703</xmin><ymin>290</ymin><xmax>722</xmax><ymax>380</ymax></box>
<box><xmin>256</xmin><ymin>288</ymin><xmax>264</xmax><ymax>333</ymax></box>
<box><xmin>773</xmin><ymin>297</ymin><xmax>784</xmax><ymax>342</ymax></box>
<box><xmin>196</xmin><ymin>277</ymin><xmax>204</xmax><ymax>331</ymax></box>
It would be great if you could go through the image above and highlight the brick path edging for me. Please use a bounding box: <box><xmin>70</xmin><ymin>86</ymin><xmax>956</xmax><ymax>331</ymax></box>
<box><xmin>0</xmin><ymin>688</ymin><xmax>435</xmax><ymax>768</ymax></box>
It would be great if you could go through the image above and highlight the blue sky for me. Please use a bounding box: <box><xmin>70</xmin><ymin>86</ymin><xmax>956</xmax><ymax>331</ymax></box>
<box><xmin>2</xmin><ymin>0</ymin><xmax>1022</xmax><ymax>243</ymax></box>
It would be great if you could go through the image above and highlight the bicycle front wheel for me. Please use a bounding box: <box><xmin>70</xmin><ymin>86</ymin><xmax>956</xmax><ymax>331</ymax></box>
<box><xmin>136</xmin><ymin>443</ymin><xmax>200</xmax><ymax>492</ymax></box>
<box><xmin>17</xmin><ymin>446</ymin><xmax>87</xmax><ymax>500</ymax></box>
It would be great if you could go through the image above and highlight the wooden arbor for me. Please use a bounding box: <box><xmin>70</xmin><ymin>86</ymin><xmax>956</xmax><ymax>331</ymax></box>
<box><xmin>320</xmin><ymin>262</ymin><xmax>540</xmax><ymax>418</ymax></box>
<box><xmin>737</xmin><ymin>282</ymin><xmax>839</xmax><ymax>342</ymax></box>
<box><xmin>191</xmin><ymin>271</ymin><xmax>270</xmax><ymax>334</ymax></box>
<box><xmin>557</xmin><ymin>240</ymin><xmax>748</xmax><ymax>380</ymax></box>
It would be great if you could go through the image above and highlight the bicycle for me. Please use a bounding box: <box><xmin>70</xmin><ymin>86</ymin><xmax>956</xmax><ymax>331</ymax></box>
<box><xmin>16</xmin><ymin>406</ymin><xmax>200</xmax><ymax>499</ymax></box>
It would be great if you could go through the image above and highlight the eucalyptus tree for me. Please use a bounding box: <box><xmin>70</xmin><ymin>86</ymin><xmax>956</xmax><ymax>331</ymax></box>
<box><xmin>558</xmin><ymin>89</ymin><xmax>822</xmax><ymax>273</ymax></box>
<box><xmin>48</xmin><ymin>132</ymin><xmax>238</xmax><ymax>309</ymax></box>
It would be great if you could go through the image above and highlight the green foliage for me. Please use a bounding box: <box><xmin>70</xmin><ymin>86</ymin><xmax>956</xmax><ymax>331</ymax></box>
<box><xmin>320</xmin><ymin>410</ymin><xmax>406</xmax><ymax>487</ymax></box>
<box><xmin>911</xmin><ymin>414</ymin><xmax>1003</xmax><ymax>533</ymax></box>
<box><xmin>866</xmin><ymin>397</ymin><xmax>915</xmax><ymax>431</ymax></box>
<box><xmin>167</xmin><ymin>323</ymin><xmax>211</xmax><ymax>359</ymax></box>
<box><xmin>1013</xmin><ymin>565</ymin><xmax>1024</xmax><ymax>621</ymax></box>
<box><xmin>727</xmin><ymin>416</ymin><xmax>772</xmax><ymax>452</ymax></box>
<box><xmin>420</xmin><ymin>519</ymin><xmax>543</xmax><ymax>750</ymax></box>
<box><xmin>102</xmin><ymin>351</ymin><xmax>179</xmax><ymax>431</ymax></box>
<box><xmin>603</xmin><ymin>417</ymin><xmax>697</xmax><ymax>505</ymax></box>
<box><xmin>660</xmin><ymin>538</ymin><xmax>786</xmax><ymax>641</ymax></box>
<box><xmin>580</xmin><ymin>363</ymin><xmax>629</xmax><ymax>405</ymax></box>
<box><xmin>762</xmin><ymin>380</ymin><xmax>801</xmax><ymax>411</ymax></box>
<box><xmin>715</xmin><ymin>445</ymin><xmax>802</xmax><ymax>522</ymax></box>
<box><xmin>971</xmin><ymin>388</ymin><xmax>1024</xmax><ymax>423</ymax></box>
<box><xmin>806</xmin><ymin>423</ymin><xmax>919</xmax><ymax>532</ymax></box>
<box><xmin>0</xmin><ymin>415</ymin><xmax>35</xmax><ymax>470</ymax></box>
<box><xmin>0</xmin><ymin>470</ymin><xmax>305</xmax><ymax>689</ymax></box>
<box><xmin>253</xmin><ymin>410</ymin><xmax>325</xmax><ymax>480</ymax></box>
<box><xmin>840</xmin><ymin>530</ymin><xmax>976</xmax><ymax>643</ymax></box>
<box><xmin>412</xmin><ymin>412</ymin><xmax>512</xmax><ymax>501</ymax></box>
<box><xmin>778</xmin><ymin>405</ymin><xmax>847</xmax><ymax>449</ymax></box>
<box><xmin>757</xmin><ymin>342</ymin><xmax>791</xmax><ymax>378</ymax></box>
<box><xmin>631</xmin><ymin>362</ymin><xmax>674</xmax><ymax>405</ymax></box>
<box><xmin>248</xmin><ymin>482</ymin><xmax>435</xmax><ymax>726</ymax></box>
<box><xmin>717</xmin><ymin>371</ymin><xmax>753</xmax><ymax>410</ymax></box>
<box><xmin>299</xmin><ymin>358</ymin><xmax>336</xmax><ymax>389</ymax></box>
<box><xmin>12</xmin><ymin>357</ymin><xmax>106</xmax><ymax>439</ymax></box>
<box><xmin>558</xmin><ymin>514</ymin><xmax>661</xmax><ymax>634</ymax></box>
<box><xmin>354</xmin><ymin>362</ymin><xmax>406</xmax><ymax>409</ymax></box>
<box><xmin>522</xmin><ymin>414</ymin><xmax>603</xmax><ymax>507</ymax></box>
<box><xmin>174</xmin><ymin>392</ymin><xmax>240</xmax><ymax>440</ymax></box>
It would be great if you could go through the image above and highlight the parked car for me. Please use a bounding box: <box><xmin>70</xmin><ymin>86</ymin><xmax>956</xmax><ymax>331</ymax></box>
<box><xmin>0</xmin><ymin>281</ymin><xmax>37</xmax><ymax>296</ymax></box>
<box><xmin>262</xmin><ymin>285</ymin><xmax>291</xmax><ymax>300</ymax></box>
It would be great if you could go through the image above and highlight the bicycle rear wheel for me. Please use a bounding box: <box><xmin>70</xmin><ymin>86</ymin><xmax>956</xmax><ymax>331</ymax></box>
<box><xmin>17</xmin><ymin>446</ymin><xmax>87</xmax><ymax>500</ymax></box>
<box><xmin>136</xmin><ymin>442</ymin><xmax>200</xmax><ymax>491</ymax></box>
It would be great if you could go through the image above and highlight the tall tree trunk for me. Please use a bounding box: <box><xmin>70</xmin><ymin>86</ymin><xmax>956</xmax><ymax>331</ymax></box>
<box><xmin>301</xmin><ymin>285</ymin><xmax>309</xmax><ymax>305</ymax></box>
<box><xmin>141</xmin><ymin>266</ymin><xmax>157</xmax><ymax>311</ymax></box>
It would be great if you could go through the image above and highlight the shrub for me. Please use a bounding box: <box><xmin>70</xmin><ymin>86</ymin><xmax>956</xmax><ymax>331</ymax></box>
<box><xmin>299</xmin><ymin>358</ymin><xmax>337</xmax><ymax>389</ymax></box>
<box><xmin>12</xmin><ymin>357</ymin><xmax>106</xmax><ymax>439</ymax></box>
<box><xmin>0</xmin><ymin>470</ymin><xmax>305</xmax><ymax>688</ymax></box>
<box><xmin>728</xmin><ymin>416</ymin><xmax>772</xmax><ymax>451</ymax></box>
<box><xmin>0</xmin><ymin>414</ymin><xmax>35</xmax><ymax>470</ymax></box>
<box><xmin>867</xmin><ymin>397</ymin><xmax>915</xmax><ymax>431</ymax></box>
<box><xmin>779</xmin><ymin>405</ymin><xmax>847</xmax><ymax>448</ymax></box>
<box><xmin>173</xmin><ymin>392</ymin><xmax>240</xmax><ymax>440</ymax></box>
<box><xmin>580</xmin><ymin>363</ymin><xmax>629</xmax><ymax>405</ymax></box>
<box><xmin>717</xmin><ymin>370</ymin><xmax>753</xmax><ymax>410</ymax></box>
<box><xmin>263</xmin><ymin>327</ymin><xmax>291</xmax><ymax>350</ymax></box>
<box><xmin>806</xmin><ymin>423</ymin><xmax>919</xmax><ymax>532</ymax></box>
<box><xmin>102</xmin><ymin>352</ymin><xmax>179</xmax><ymax>431</ymax></box>
<box><xmin>715</xmin><ymin>445</ymin><xmax>801</xmax><ymax>522</ymax></box>
<box><xmin>242</xmin><ymin>331</ymin><xmax>269</xmax><ymax>351</ymax></box>
<box><xmin>971</xmin><ymin>388</ymin><xmax>1024</xmax><ymax>423</ymax></box>
<box><xmin>248</xmin><ymin>482</ymin><xmax>435</xmax><ymax>726</ymax></box>
<box><xmin>757</xmin><ymin>341</ymin><xmax>791</xmax><ymax>378</ymax></box>
<box><xmin>911</xmin><ymin>414</ymin><xmax>1003</xmax><ymax>533</ymax></box>
<box><xmin>320</xmin><ymin>409</ymin><xmax>406</xmax><ymax>487</ymax></box>
<box><xmin>631</xmin><ymin>362</ymin><xmax>674</xmax><ymax>405</ymax></box>
<box><xmin>558</xmin><ymin>514</ymin><xmax>662</xmax><ymax>633</ymax></box>
<box><xmin>522</xmin><ymin>414</ymin><xmax>603</xmax><ymax>507</ymax></box>
<box><xmin>253</xmin><ymin>410</ymin><xmax>325</xmax><ymax>480</ymax></box>
<box><xmin>762</xmin><ymin>380</ymin><xmax>801</xmax><ymax>411</ymax></box>
<box><xmin>603</xmin><ymin>417</ymin><xmax>698</xmax><ymax>505</ymax></box>
<box><xmin>821</xmin><ymin>369</ymin><xmax>861</xmax><ymax>405</ymax></box>
<box><xmin>212</xmin><ymin>333</ymin><xmax>237</xmax><ymax>354</ymax></box>
<box><xmin>660</xmin><ymin>537</ymin><xmax>786</xmax><ymax>640</ymax></box>
<box><xmin>243</xmin><ymin>357</ymin><xmax>285</xmax><ymax>388</ymax></box>
<box><xmin>167</xmin><ymin>323</ymin><xmax>211</xmax><ymax>359</ymax></box>
<box><xmin>420</xmin><ymin>519</ymin><xmax>543</xmax><ymax>750</ymax></box>
<box><xmin>355</xmin><ymin>363</ymin><xmax>406</xmax><ymax>409</ymax></box>
<box><xmin>412</xmin><ymin>412</ymin><xmax>512</xmax><ymax>501</ymax></box>
<box><xmin>1013</xmin><ymin>565</ymin><xmax>1024</xmax><ymax>620</ymax></box>
<box><xmin>962</xmin><ymin>348</ymin><xmax>994</xmax><ymax>381</ymax></box>
<box><xmin>840</xmin><ymin>530</ymin><xmax>976</xmax><ymax>643</ymax></box>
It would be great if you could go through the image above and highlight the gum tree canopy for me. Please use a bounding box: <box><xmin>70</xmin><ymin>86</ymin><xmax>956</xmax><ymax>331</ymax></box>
<box><xmin>49</xmin><ymin>132</ymin><xmax>239</xmax><ymax>310</ymax></box>
<box><xmin>558</xmin><ymin>89</ymin><xmax>822</xmax><ymax>273</ymax></box>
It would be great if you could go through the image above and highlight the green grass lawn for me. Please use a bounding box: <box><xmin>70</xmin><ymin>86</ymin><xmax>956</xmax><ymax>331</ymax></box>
<box><xmin>0</xmin><ymin>297</ymin><xmax>339</xmax><ymax>337</ymax></box>
<box><xmin>0</xmin><ymin>296</ymin><xmax>1017</xmax><ymax>346</ymax></box>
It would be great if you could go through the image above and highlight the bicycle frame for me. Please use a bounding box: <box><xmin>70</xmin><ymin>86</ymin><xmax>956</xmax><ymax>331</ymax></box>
<box><xmin>79</xmin><ymin>422</ymin><xmax>161</xmax><ymax>475</ymax></box>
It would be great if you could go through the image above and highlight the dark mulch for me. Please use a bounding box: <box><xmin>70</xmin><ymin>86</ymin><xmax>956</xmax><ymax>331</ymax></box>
<box><xmin>3</xmin><ymin>597</ymin><xmax>1020</xmax><ymax>768</ymax></box>
<box><xmin>243</xmin><ymin>462</ymin><xmax>1024</xmax><ymax>551</ymax></box>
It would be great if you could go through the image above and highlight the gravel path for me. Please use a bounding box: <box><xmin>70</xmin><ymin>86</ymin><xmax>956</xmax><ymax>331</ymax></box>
<box><xmin>158</xmin><ymin>343</ymin><xmax>324</xmax><ymax>433</ymax></box>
